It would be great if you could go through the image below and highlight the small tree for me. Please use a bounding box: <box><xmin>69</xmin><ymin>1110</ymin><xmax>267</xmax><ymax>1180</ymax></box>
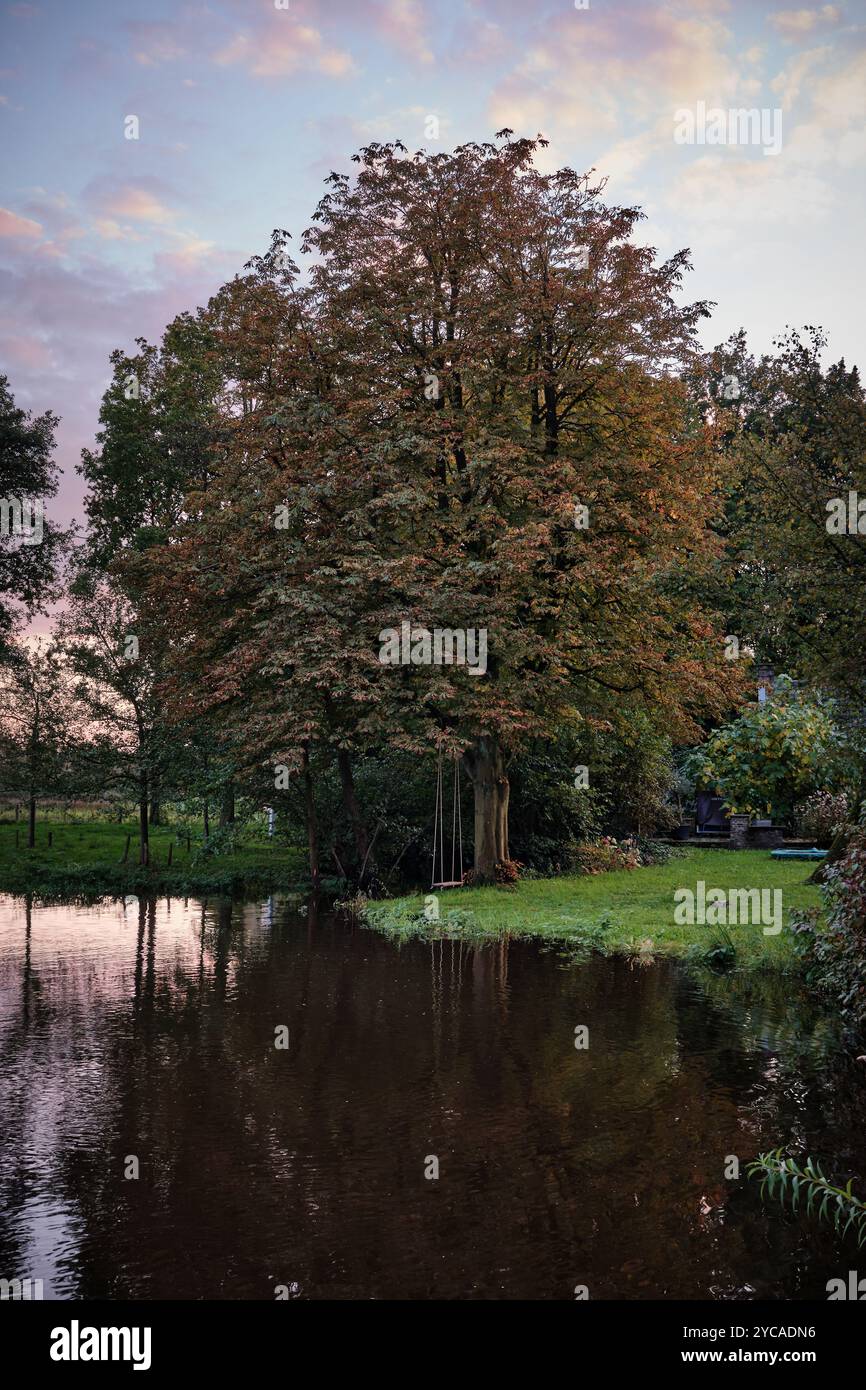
<box><xmin>0</xmin><ymin>638</ymin><xmax>74</xmax><ymax>845</ymax></box>
<box><xmin>58</xmin><ymin>570</ymin><xmax>170</xmax><ymax>866</ymax></box>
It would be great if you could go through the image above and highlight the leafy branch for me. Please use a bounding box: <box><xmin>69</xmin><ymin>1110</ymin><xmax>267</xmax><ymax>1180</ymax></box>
<box><xmin>747</xmin><ymin>1149</ymin><xmax>866</xmax><ymax>1247</ymax></box>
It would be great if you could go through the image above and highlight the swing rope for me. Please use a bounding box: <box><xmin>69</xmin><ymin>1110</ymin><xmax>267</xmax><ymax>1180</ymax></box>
<box><xmin>431</xmin><ymin>754</ymin><xmax>441</xmax><ymax>890</ymax></box>
<box><xmin>431</xmin><ymin>751</ymin><xmax>464</xmax><ymax>890</ymax></box>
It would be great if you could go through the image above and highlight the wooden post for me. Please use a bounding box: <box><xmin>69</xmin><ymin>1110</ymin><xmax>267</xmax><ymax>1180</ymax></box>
<box><xmin>168</xmin><ymin>842</ymin><xmax>173</xmax><ymax>867</ymax></box>
<box><xmin>48</xmin><ymin>831</ymin><xmax>53</xmax><ymax>848</ymax></box>
<box><xmin>121</xmin><ymin>833</ymin><xmax>131</xmax><ymax>864</ymax></box>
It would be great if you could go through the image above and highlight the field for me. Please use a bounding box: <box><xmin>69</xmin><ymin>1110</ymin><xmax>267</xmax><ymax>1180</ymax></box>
<box><xmin>0</xmin><ymin>816</ymin><xmax>310</xmax><ymax>899</ymax></box>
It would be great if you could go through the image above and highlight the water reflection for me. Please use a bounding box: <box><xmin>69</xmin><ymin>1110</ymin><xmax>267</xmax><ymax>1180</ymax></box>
<box><xmin>1</xmin><ymin>893</ymin><xmax>864</xmax><ymax>1300</ymax></box>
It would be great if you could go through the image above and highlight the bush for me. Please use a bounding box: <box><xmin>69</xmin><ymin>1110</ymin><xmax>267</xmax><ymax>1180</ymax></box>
<box><xmin>789</xmin><ymin>826</ymin><xmax>866</xmax><ymax>1031</ymax></box>
<box><xmin>463</xmin><ymin>857</ymin><xmax>522</xmax><ymax>886</ymax></box>
<box><xmin>794</xmin><ymin>789</ymin><xmax>850</xmax><ymax>846</ymax></box>
<box><xmin>574</xmin><ymin>836</ymin><xmax>641</xmax><ymax>874</ymax></box>
<box><xmin>685</xmin><ymin>678</ymin><xmax>845</xmax><ymax>821</ymax></box>
<box><xmin>634</xmin><ymin>835</ymin><xmax>684</xmax><ymax>866</ymax></box>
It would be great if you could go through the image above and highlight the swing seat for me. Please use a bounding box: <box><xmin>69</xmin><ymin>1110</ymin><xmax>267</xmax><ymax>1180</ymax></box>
<box><xmin>432</xmin><ymin>879</ymin><xmax>463</xmax><ymax>889</ymax></box>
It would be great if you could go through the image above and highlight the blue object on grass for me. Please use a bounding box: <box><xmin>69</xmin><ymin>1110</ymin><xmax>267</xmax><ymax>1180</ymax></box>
<box><xmin>770</xmin><ymin>847</ymin><xmax>827</xmax><ymax>860</ymax></box>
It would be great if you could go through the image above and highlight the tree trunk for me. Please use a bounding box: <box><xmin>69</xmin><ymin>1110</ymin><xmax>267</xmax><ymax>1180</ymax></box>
<box><xmin>219</xmin><ymin>781</ymin><xmax>236</xmax><ymax>827</ymax></box>
<box><xmin>336</xmin><ymin>748</ymin><xmax>372</xmax><ymax>877</ymax></box>
<box><xmin>149</xmin><ymin>793</ymin><xmax>162</xmax><ymax>826</ymax></box>
<box><xmin>28</xmin><ymin>793</ymin><xmax>36</xmax><ymax>849</ymax></box>
<box><xmin>463</xmin><ymin>735</ymin><xmax>510</xmax><ymax>883</ymax></box>
<box><xmin>139</xmin><ymin>781</ymin><xmax>149</xmax><ymax>867</ymax></box>
<box><xmin>203</xmin><ymin>800</ymin><xmax>210</xmax><ymax>841</ymax></box>
<box><xmin>301</xmin><ymin>746</ymin><xmax>320</xmax><ymax>889</ymax></box>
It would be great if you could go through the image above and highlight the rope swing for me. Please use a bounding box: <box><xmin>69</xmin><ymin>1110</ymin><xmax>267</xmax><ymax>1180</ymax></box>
<box><xmin>430</xmin><ymin>751</ymin><xmax>465</xmax><ymax>889</ymax></box>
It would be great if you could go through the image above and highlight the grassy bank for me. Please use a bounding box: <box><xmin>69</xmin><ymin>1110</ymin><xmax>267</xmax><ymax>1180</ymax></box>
<box><xmin>0</xmin><ymin>819</ymin><xmax>312</xmax><ymax>900</ymax></box>
<box><xmin>362</xmin><ymin>849</ymin><xmax>824</xmax><ymax>972</ymax></box>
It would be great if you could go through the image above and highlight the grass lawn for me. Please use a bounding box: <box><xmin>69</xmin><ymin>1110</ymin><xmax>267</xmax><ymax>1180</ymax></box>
<box><xmin>0</xmin><ymin>818</ymin><xmax>312</xmax><ymax>899</ymax></box>
<box><xmin>363</xmin><ymin>848</ymin><xmax>824</xmax><ymax>972</ymax></box>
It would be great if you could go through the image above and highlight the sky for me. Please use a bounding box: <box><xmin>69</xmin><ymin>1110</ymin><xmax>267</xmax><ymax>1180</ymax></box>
<box><xmin>2</xmin><ymin>0</ymin><xmax>865</xmax><ymax>619</ymax></box>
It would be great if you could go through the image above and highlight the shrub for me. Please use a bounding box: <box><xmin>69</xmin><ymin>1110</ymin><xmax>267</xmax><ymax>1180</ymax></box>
<box><xmin>463</xmin><ymin>856</ymin><xmax>522</xmax><ymax>886</ymax></box>
<box><xmin>635</xmin><ymin>835</ymin><xmax>684</xmax><ymax>866</ymax></box>
<box><xmin>574</xmin><ymin>836</ymin><xmax>641</xmax><ymax>874</ymax></box>
<box><xmin>789</xmin><ymin>826</ymin><xmax>866</xmax><ymax>1030</ymax></box>
<box><xmin>794</xmin><ymin>789</ymin><xmax>850</xmax><ymax>846</ymax></box>
<box><xmin>685</xmin><ymin>678</ymin><xmax>845</xmax><ymax>821</ymax></box>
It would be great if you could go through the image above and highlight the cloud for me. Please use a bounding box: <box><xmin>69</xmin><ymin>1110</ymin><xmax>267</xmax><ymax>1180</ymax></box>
<box><xmin>664</xmin><ymin>152</ymin><xmax>834</xmax><ymax>246</ymax></box>
<box><xmin>0</xmin><ymin>206</ymin><xmax>42</xmax><ymax>238</ymax></box>
<box><xmin>770</xmin><ymin>44</ymin><xmax>832</xmax><ymax>108</ymax></box>
<box><xmin>769</xmin><ymin>6</ymin><xmax>841</xmax><ymax>38</ymax></box>
<box><xmin>155</xmin><ymin>235</ymin><xmax>222</xmax><ymax>273</ymax></box>
<box><xmin>376</xmin><ymin>0</ymin><xmax>433</xmax><ymax>66</ymax></box>
<box><xmin>95</xmin><ymin>185</ymin><xmax>178</xmax><ymax>226</ymax></box>
<box><xmin>92</xmin><ymin>218</ymin><xmax>143</xmax><ymax>243</ymax></box>
<box><xmin>0</xmin><ymin>238</ymin><xmax>244</xmax><ymax>528</ymax></box>
<box><xmin>213</xmin><ymin>18</ymin><xmax>354</xmax><ymax>79</ymax></box>
<box><xmin>127</xmin><ymin>21</ymin><xmax>186</xmax><ymax>67</ymax></box>
<box><xmin>486</xmin><ymin>4</ymin><xmax>743</xmax><ymax>150</ymax></box>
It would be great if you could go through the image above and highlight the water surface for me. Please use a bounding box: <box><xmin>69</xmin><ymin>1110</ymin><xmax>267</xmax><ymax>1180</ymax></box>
<box><xmin>1</xmin><ymin>893</ymin><xmax>864</xmax><ymax>1300</ymax></box>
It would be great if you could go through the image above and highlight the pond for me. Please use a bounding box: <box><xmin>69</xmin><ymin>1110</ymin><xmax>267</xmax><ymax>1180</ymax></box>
<box><xmin>1</xmin><ymin>892</ymin><xmax>864</xmax><ymax>1301</ymax></box>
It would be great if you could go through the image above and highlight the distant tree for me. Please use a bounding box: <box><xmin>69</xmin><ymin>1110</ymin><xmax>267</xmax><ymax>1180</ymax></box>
<box><xmin>694</xmin><ymin>327</ymin><xmax>866</xmax><ymax>697</ymax></box>
<box><xmin>0</xmin><ymin>638</ymin><xmax>74</xmax><ymax>846</ymax></box>
<box><xmin>58</xmin><ymin>569</ymin><xmax>172</xmax><ymax>866</ymax></box>
<box><xmin>0</xmin><ymin>374</ymin><xmax>62</xmax><ymax>648</ymax></box>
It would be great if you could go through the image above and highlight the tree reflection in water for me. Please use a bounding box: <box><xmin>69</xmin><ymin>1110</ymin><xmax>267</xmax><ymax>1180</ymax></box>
<box><xmin>0</xmin><ymin>893</ymin><xmax>864</xmax><ymax>1300</ymax></box>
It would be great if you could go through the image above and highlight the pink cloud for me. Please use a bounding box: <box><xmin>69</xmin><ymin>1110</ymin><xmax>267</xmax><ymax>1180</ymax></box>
<box><xmin>0</xmin><ymin>330</ymin><xmax>55</xmax><ymax>371</ymax></box>
<box><xmin>0</xmin><ymin>204</ymin><xmax>42</xmax><ymax>237</ymax></box>
<box><xmin>102</xmin><ymin>187</ymin><xmax>177</xmax><ymax>224</ymax></box>
<box><xmin>84</xmin><ymin>175</ymin><xmax>182</xmax><ymax>227</ymax></box>
<box><xmin>0</xmin><ymin>206</ymin><xmax>42</xmax><ymax>238</ymax></box>
<box><xmin>214</xmin><ymin>16</ymin><xmax>354</xmax><ymax>79</ymax></box>
<box><xmin>0</xmin><ymin>241</ymin><xmax>245</xmax><ymax>528</ymax></box>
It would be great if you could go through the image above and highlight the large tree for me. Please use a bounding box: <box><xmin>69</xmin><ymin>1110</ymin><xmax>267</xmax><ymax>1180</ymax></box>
<box><xmin>136</xmin><ymin>133</ymin><xmax>744</xmax><ymax>883</ymax></box>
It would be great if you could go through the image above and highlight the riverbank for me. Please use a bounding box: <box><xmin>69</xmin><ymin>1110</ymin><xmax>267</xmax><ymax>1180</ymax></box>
<box><xmin>362</xmin><ymin>849</ymin><xmax>824</xmax><ymax>971</ymax></box>
<box><xmin>0</xmin><ymin>819</ymin><xmax>313</xmax><ymax>900</ymax></box>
